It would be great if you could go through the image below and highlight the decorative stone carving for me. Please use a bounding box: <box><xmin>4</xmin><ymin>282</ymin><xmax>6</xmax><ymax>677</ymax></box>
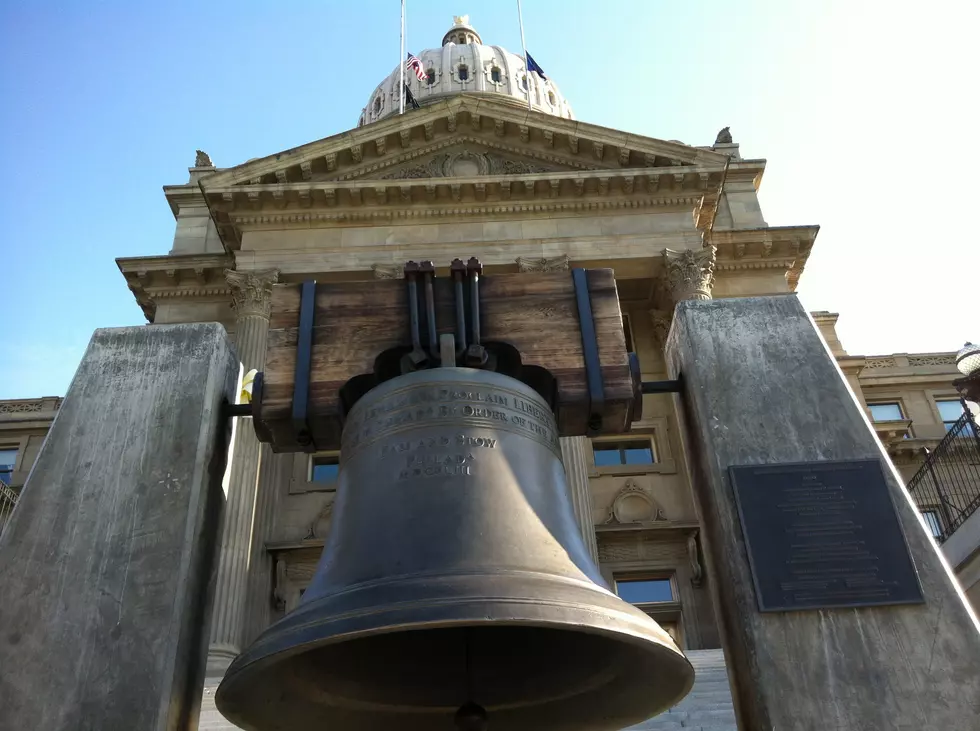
<box><xmin>604</xmin><ymin>479</ymin><xmax>666</xmax><ymax>524</ymax></box>
<box><xmin>194</xmin><ymin>150</ymin><xmax>213</xmax><ymax>167</ymax></box>
<box><xmin>0</xmin><ymin>401</ymin><xmax>42</xmax><ymax>414</ymax></box>
<box><xmin>662</xmin><ymin>246</ymin><xmax>716</xmax><ymax>302</ymax></box>
<box><xmin>649</xmin><ymin>309</ymin><xmax>672</xmax><ymax>348</ymax></box>
<box><xmin>688</xmin><ymin>531</ymin><xmax>703</xmax><ymax>587</ymax></box>
<box><xmin>516</xmin><ymin>254</ymin><xmax>570</xmax><ymax>272</ymax></box>
<box><xmin>908</xmin><ymin>354</ymin><xmax>956</xmax><ymax>366</ymax></box>
<box><xmin>714</xmin><ymin>126</ymin><xmax>733</xmax><ymax>144</ymax></box>
<box><xmin>225</xmin><ymin>269</ymin><xmax>280</xmax><ymax>319</ymax></box>
<box><xmin>371</xmin><ymin>264</ymin><xmax>405</xmax><ymax>279</ymax></box>
<box><xmin>597</xmin><ymin>541</ymin><xmax>642</xmax><ymax>562</ymax></box>
<box><xmin>307</xmin><ymin>499</ymin><xmax>335</xmax><ymax>540</ymax></box>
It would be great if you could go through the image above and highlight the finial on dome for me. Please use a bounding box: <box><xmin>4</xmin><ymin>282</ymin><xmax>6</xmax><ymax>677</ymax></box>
<box><xmin>443</xmin><ymin>15</ymin><xmax>482</xmax><ymax>45</ymax></box>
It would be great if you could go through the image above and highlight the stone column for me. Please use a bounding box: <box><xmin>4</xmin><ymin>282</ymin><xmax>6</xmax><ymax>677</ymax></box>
<box><xmin>560</xmin><ymin>436</ymin><xmax>600</xmax><ymax>564</ymax></box>
<box><xmin>0</xmin><ymin>324</ymin><xmax>238</xmax><ymax>730</ymax></box>
<box><xmin>207</xmin><ymin>268</ymin><xmax>278</xmax><ymax>678</ymax></box>
<box><xmin>666</xmin><ymin>295</ymin><xmax>980</xmax><ymax>730</ymax></box>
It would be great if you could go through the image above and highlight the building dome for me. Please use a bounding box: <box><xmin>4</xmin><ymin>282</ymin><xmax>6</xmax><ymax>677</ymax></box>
<box><xmin>359</xmin><ymin>15</ymin><xmax>573</xmax><ymax>126</ymax></box>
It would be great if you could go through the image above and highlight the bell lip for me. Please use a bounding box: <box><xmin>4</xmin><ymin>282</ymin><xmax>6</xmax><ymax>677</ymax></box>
<box><xmin>217</xmin><ymin>611</ymin><xmax>695</xmax><ymax>727</ymax></box>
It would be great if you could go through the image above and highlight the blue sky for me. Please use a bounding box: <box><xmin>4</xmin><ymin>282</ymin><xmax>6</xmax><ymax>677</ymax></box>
<box><xmin>1</xmin><ymin>1</ymin><xmax>976</xmax><ymax>399</ymax></box>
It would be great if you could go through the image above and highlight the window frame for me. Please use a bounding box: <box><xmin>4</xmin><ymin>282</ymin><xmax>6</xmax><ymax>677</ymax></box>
<box><xmin>935</xmin><ymin>398</ymin><xmax>965</xmax><ymax>431</ymax></box>
<box><xmin>0</xmin><ymin>447</ymin><xmax>18</xmax><ymax>487</ymax></box>
<box><xmin>590</xmin><ymin>434</ymin><xmax>657</xmax><ymax>475</ymax></box>
<box><xmin>613</xmin><ymin>575</ymin><xmax>676</xmax><ymax>605</ymax></box>
<box><xmin>867</xmin><ymin>401</ymin><xmax>904</xmax><ymax>422</ymax></box>
<box><xmin>309</xmin><ymin>452</ymin><xmax>341</xmax><ymax>488</ymax></box>
<box><xmin>920</xmin><ymin>509</ymin><xmax>942</xmax><ymax>539</ymax></box>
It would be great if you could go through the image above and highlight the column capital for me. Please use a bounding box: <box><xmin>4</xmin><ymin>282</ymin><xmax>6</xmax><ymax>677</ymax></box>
<box><xmin>225</xmin><ymin>269</ymin><xmax>280</xmax><ymax>319</ymax></box>
<box><xmin>662</xmin><ymin>246</ymin><xmax>716</xmax><ymax>302</ymax></box>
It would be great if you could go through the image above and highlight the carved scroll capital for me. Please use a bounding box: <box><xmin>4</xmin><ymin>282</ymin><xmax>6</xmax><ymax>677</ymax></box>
<box><xmin>225</xmin><ymin>268</ymin><xmax>279</xmax><ymax>319</ymax></box>
<box><xmin>516</xmin><ymin>254</ymin><xmax>570</xmax><ymax>273</ymax></box>
<box><xmin>662</xmin><ymin>246</ymin><xmax>716</xmax><ymax>302</ymax></box>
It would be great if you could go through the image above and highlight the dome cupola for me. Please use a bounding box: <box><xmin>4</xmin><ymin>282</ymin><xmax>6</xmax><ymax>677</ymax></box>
<box><xmin>359</xmin><ymin>15</ymin><xmax>573</xmax><ymax>126</ymax></box>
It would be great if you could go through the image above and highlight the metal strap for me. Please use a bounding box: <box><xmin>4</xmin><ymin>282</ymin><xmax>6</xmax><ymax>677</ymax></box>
<box><xmin>292</xmin><ymin>279</ymin><xmax>317</xmax><ymax>450</ymax></box>
<box><xmin>572</xmin><ymin>268</ymin><xmax>604</xmax><ymax>434</ymax></box>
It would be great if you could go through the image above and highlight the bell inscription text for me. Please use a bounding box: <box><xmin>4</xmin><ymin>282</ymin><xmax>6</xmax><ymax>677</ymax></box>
<box><xmin>342</xmin><ymin>381</ymin><xmax>560</xmax><ymax>459</ymax></box>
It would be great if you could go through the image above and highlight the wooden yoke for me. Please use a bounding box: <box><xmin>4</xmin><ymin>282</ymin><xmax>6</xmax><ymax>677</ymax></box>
<box><xmin>251</xmin><ymin>262</ymin><xmax>639</xmax><ymax>452</ymax></box>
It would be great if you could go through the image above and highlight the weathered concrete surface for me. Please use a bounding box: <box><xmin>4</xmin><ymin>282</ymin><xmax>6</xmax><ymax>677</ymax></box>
<box><xmin>0</xmin><ymin>324</ymin><xmax>239</xmax><ymax>731</ymax></box>
<box><xmin>666</xmin><ymin>295</ymin><xmax>980</xmax><ymax>731</ymax></box>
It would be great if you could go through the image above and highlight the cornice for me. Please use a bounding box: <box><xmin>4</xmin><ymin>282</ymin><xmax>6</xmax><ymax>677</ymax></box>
<box><xmin>709</xmin><ymin>225</ymin><xmax>820</xmax><ymax>292</ymax></box>
<box><xmin>116</xmin><ymin>253</ymin><xmax>235</xmax><ymax>322</ymax></box>
<box><xmin>225</xmin><ymin>194</ymin><xmax>703</xmax><ymax>229</ymax></box>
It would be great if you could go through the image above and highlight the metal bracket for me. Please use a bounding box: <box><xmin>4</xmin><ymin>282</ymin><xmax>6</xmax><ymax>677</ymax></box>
<box><xmin>572</xmin><ymin>268</ymin><xmax>605</xmax><ymax>434</ymax></box>
<box><xmin>292</xmin><ymin>279</ymin><xmax>317</xmax><ymax>450</ymax></box>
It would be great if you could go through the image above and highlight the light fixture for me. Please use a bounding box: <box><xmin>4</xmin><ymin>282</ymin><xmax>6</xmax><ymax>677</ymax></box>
<box><xmin>955</xmin><ymin>342</ymin><xmax>980</xmax><ymax>377</ymax></box>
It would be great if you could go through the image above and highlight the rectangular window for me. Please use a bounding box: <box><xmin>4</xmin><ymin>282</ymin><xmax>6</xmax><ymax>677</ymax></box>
<box><xmin>0</xmin><ymin>449</ymin><xmax>16</xmax><ymax>486</ymax></box>
<box><xmin>936</xmin><ymin>399</ymin><xmax>965</xmax><ymax>431</ymax></box>
<box><xmin>311</xmin><ymin>454</ymin><xmax>340</xmax><ymax>484</ymax></box>
<box><xmin>868</xmin><ymin>402</ymin><xmax>903</xmax><ymax>421</ymax></box>
<box><xmin>593</xmin><ymin>438</ymin><xmax>655</xmax><ymax>467</ymax></box>
<box><xmin>921</xmin><ymin>510</ymin><xmax>942</xmax><ymax>539</ymax></box>
<box><xmin>615</xmin><ymin>577</ymin><xmax>674</xmax><ymax>604</ymax></box>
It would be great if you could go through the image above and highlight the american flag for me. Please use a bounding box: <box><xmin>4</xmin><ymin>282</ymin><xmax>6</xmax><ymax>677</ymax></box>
<box><xmin>406</xmin><ymin>53</ymin><xmax>426</xmax><ymax>82</ymax></box>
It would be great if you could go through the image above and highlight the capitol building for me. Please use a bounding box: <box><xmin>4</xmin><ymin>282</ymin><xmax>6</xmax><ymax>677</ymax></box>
<box><xmin>1</xmin><ymin>16</ymin><xmax>978</xmax><ymax>731</ymax></box>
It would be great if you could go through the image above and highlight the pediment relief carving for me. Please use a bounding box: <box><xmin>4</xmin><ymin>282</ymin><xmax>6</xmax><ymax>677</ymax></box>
<box><xmin>376</xmin><ymin>148</ymin><xmax>563</xmax><ymax>181</ymax></box>
<box><xmin>203</xmin><ymin>98</ymin><xmax>724</xmax><ymax>192</ymax></box>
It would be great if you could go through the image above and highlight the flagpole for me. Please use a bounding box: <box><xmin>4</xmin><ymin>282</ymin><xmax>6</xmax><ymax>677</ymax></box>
<box><xmin>399</xmin><ymin>0</ymin><xmax>406</xmax><ymax>115</ymax></box>
<box><xmin>517</xmin><ymin>0</ymin><xmax>532</xmax><ymax>111</ymax></box>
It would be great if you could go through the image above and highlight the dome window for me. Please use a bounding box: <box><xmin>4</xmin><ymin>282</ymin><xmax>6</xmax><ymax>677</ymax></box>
<box><xmin>373</xmin><ymin>95</ymin><xmax>383</xmax><ymax>115</ymax></box>
<box><xmin>458</xmin><ymin>64</ymin><xmax>469</xmax><ymax>81</ymax></box>
<box><xmin>521</xmin><ymin>74</ymin><xmax>528</xmax><ymax>91</ymax></box>
<box><xmin>426</xmin><ymin>69</ymin><xmax>436</xmax><ymax>85</ymax></box>
<box><xmin>490</xmin><ymin>66</ymin><xmax>501</xmax><ymax>83</ymax></box>
<box><xmin>548</xmin><ymin>91</ymin><xmax>556</xmax><ymax>106</ymax></box>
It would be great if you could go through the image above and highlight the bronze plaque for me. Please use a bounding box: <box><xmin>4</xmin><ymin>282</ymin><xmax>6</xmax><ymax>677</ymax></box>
<box><xmin>729</xmin><ymin>459</ymin><xmax>924</xmax><ymax>612</ymax></box>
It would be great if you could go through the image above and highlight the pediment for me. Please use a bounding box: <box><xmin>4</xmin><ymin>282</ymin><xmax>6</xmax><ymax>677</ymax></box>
<box><xmin>200</xmin><ymin>96</ymin><xmax>730</xmax><ymax>192</ymax></box>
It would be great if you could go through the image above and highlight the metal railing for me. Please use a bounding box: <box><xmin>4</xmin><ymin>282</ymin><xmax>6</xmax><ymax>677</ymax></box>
<box><xmin>906</xmin><ymin>407</ymin><xmax>980</xmax><ymax>543</ymax></box>
<box><xmin>0</xmin><ymin>480</ymin><xmax>17</xmax><ymax>536</ymax></box>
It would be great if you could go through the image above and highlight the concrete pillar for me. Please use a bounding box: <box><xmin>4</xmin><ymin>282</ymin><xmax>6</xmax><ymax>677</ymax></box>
<box><xmin>560</xmin><ymin>436</ymin><xmax>599</xmax><ymax>564</ymax></box>
<box><xmin>207</xmin><ymin>269</ymin><xmax>278</xmax><ymax>678</ymax></box>
<box><xmin>0</xmin><ymin>324</ymin><xmax>238</xmax><ymax>730</ymax></box>
<box><xmin>666</xmin><ymin>294</ymin><xmax>980</xmax><ymax>730</ymax></box>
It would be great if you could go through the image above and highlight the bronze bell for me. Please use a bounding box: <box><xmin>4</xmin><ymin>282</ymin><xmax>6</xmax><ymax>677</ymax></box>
<box><xmin>216</xmin><ymin>367</ymin><xmax>694</xmax><ymax>731</ymax></box>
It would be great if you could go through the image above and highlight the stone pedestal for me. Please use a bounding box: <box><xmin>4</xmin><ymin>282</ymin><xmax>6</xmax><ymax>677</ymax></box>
<box><xmin>560</xmin><ymin>436</ymin><xmax>600</xmax><ymax>564</ymax></box>
<box><xmin>666</xmin><ymin>295</ymin><xmax>980</xmax><ymax>731</ymax></box>
<box><xmin>0</xmin><ymin>324</ymin><xmax>238</xmax><ymax>731</ymax></box>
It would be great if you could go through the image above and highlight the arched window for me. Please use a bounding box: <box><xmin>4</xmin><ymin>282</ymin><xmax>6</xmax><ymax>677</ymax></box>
<box><xmin>521</xmin><ymin>74</ymin><xmax>528</xmax><ymax>91</ymax></box>
<box><xmin>426</xmin><ymin>69</ymin><xmax>436</xmax><ymax>85</ymax></box>
<box><xmin>458</xmin><ymin>65</ymin><xmax>469</xmax><ymax>81</ymax></box>
<box><xmin>548</xmin><ymin>91</ymin><xmax>556</xmax><ymax>106</ymax></box>
<box><xmin>490</xmin><ymin>66</ymin><xmax>501</xmax><ymax>83</ymax></box>
<box><xmin>373</xmin><ymin>95</ymin><xmax>383</xmax><ymax>114</ymax></box>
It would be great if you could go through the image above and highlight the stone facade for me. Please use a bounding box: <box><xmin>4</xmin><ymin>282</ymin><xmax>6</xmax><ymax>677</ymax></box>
<box><xmin>2</xmin><ymin>16</ymin><xmax>977</xmax><ymax>731</ymax></box>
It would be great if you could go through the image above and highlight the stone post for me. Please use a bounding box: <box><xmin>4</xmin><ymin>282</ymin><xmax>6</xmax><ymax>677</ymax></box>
<box><xmin>207</xmin><ymin>268</ymin><xmax>278</xmax><ymax>678</ymax></box>
<box><xmin>0</xmin><ymin>324</ymin><xmax>238</xmax><ymax>730</ymax></box>
<box><xmin>666</xmin><ymin>295</ymin><xmax>980</xmax><ymax>730</ymax></box>
<box><xmin>560</xmin><ymin>436</ymin><xmax>600</xmax><ymax>564</ymax></box>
